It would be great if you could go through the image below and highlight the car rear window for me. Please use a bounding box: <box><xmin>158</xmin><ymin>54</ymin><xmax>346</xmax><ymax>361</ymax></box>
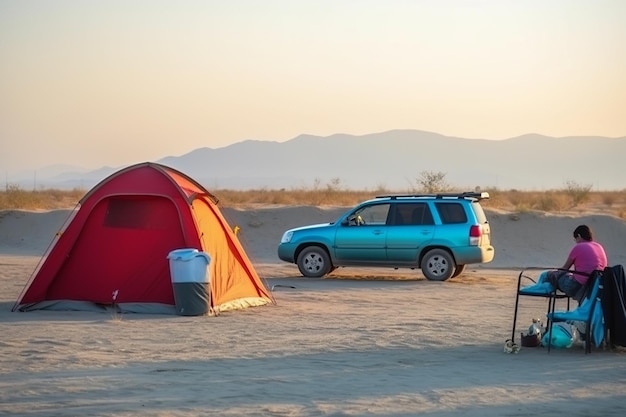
<box><xmin>435</xmin><ymin>202</ymin><xmax>467</xmax><ymax>224</ymax></box>
<box><xmin>471</xmin><ymin>201</ymin><xmax>488</xmax><ymax>223</ymax></box>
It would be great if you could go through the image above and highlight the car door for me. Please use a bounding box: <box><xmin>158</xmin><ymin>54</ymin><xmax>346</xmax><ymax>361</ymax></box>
<box><xmin>433</xmin><ymin>201</ymin><xmax>469</xmax><ymax>247</ymax></box>
<box><xmin>385</xmin><ymin>203</ymin><xmax>435</xmax><ymax>263</ymax></box>
<box><xmin>334</xmin><ymin>203</ymin><xmax>390</xmax><ymax>264</ymax></box>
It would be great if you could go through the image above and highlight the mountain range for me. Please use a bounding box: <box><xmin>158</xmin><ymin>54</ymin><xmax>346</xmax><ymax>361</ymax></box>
<box><xmin>9</xmin><ymin>130</ymin><xmax>626</xmax><ymax>191</ymax></box>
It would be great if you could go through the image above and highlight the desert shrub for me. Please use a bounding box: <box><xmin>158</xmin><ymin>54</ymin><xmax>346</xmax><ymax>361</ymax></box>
<box><xmin>581</xmin><ymin>190</ymin><xmax>626</xmax><ymax>209</ymax></box>
<box><xmin>564</xmin><ymin>180</ymin><xmax>593</xmax><ymax>208</ymax></box>
<box><xmin>601</xmin><ymin>192</ymin><xmax>616</xmax><ymax>207</ymax></box>
<box><xmin>373</xmin><ymin>183</ymin><xmax>389</xmax><ymax>194</ymax></box>
<box><xmin>268</xmin><ymin>190</ymin><xmax>296</xmax><ymax>205</ymax></box>
<box><xmin>504</xmin><ymin>190</ymin><xmax>525</xmax><ymax>211</ymax></box>
<box><xmin>478</xmin><ymin>187</ymin><xmax>508</xmax><ymax>211</ymax></box>
<box><xmin>534</xmin><ymin>192</ymin><xmax>569</xmax><ymax>212</ymax></box>
<box><xmin>0</xmin><ymin>185</ymin><xmax>84</xmax><ymax>210</ymax></box>
<box><xmin>2</xmin><ymin>187</ymin><xmax>625</xmax><ymax>219</ymax></box>
<box><xmin>413</xmin><ymin>171</ymin><xmax>450</xmax><ymax>193</ymax></box>
<box><xmin>326</xmin><ymin>177</ymin><xmax>341</xmax><ymax>191</ymax></box>
<box><xmin>0</xmin><ymin>184</ymin><xmax>32</xmax><ymax>209</ymax></box>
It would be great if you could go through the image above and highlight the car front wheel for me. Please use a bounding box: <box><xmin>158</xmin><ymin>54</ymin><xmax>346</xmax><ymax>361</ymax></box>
<box><xmin>421</xmin><ymin>249</ymin><xmax>455</xmax><ymax>281</ymax></box>
<box><xmin>297</xmin><ymin>246</ymin><xmax>332</xmax><ymax>278</ymax></box>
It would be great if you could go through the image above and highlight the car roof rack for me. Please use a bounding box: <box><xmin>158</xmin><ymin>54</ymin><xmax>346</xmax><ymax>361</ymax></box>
<box><xmin>375</xmin><ymin>192</ymin><xmax>490</xmax><ymax>200</ymax></box>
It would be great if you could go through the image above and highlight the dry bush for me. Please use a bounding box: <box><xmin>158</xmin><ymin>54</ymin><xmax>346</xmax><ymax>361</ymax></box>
<box><xmin>1</xmin><ymin>185</ymin><xmax>625</xmax><ymax>219</ymax></box>
<box><xmin>0</xmin><ymin>185</ymin><xmax>84</xmax><ymax>210</ymax></box>
<box><xmin>494</xmin><ymin>189</ymin><xmax>626</xmax><ymax>216</ymax></box>
<box><xmin>412</xmin><ymin>171</ymin><xmax>450</xmax><ymax>193</ymax></box>
<box><xmin>478</xmin><ymin>188</ymin><xmax>515</xmax><ymax>212</ymax></box>
<box><xmin>498</xmin><ymin>191</ymin><xmax>570</xmax><ymax>213</ymax></box>
<box><xmin>533</xmin><ymin>192</ymin><xmax>570</xmax><ymax>212</ymax></box>
<box><xmin>216</xmin><ymin>188</ymin><xmax>380</xmax><ymax>207</ymax></box>
<box><xmin>597</xmin><ymin>191</ymin><xmax>625</xmax><ymax>208</ymax></box>
<box><xmin>564</xmin><ymin>180</ymin><xmax>593</xmax><ymax>208</ymax></box>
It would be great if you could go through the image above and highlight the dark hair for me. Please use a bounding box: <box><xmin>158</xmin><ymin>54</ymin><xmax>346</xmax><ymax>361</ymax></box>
<box><xmin>573</xmin><ymin>225</ymin><xmax>593</xmax><ymax>241</ymax></box>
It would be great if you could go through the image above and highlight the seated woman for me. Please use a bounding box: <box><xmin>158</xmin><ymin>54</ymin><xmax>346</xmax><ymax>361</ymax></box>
<box><xmin>543</xmin><ymin>224</ymin><xmax>608</xmax><ymax>298</ymax></box>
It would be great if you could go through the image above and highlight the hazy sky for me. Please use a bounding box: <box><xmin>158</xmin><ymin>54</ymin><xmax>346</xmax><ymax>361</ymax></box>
<box><xmin>1</xmin><ymin>0</ymin><xmax>625</xmax><ymax>174</ymax></box>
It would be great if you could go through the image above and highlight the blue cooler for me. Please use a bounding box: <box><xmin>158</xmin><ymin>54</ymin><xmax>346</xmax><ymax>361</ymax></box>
<box><xmin>167</xmin><ymin>249</ymin><xmax>211</xmax><ymax>316</ymax></box>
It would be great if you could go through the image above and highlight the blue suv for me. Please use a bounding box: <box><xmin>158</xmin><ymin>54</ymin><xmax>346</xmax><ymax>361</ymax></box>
<box><xmin>277</xmin><ymin>192</ymin><xmax>495</xmax><ymax>281</ymax></box>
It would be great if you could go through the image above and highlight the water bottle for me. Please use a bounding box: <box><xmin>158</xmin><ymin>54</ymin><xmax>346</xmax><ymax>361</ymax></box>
<box><xmin>528</xmin><ymin>318</ymin><xmax>543</xmax><ymax>336</ymax></box>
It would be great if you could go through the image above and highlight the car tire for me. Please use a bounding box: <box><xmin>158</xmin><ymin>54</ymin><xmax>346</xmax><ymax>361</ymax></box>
<box><xmin>451</xmin><ymin>264</ymin><xmax>466</xmax><ymax>278</ymax></box>
<box><xmin>297</xmin><ymin>246</ymin><xmax>332</xmax><ymax>278</ymax></box>
<box><xmin>421</xmin><ymin>249</ymin><xmax>455</xmax><ymax>281</ymax></box>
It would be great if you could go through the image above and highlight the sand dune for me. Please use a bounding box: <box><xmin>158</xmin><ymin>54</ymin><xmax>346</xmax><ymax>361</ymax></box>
<box><xmin>3</xmin><ymin>207</ymin><xmax>625</xmax><ymax>267</ymax></box>
<box><xmin>1</xmin><ymin>207</ymin><xmax>626</xmax><ymax>416</ymax></box>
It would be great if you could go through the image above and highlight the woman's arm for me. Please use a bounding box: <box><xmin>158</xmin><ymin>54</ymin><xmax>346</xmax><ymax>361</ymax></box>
<box><xmin>561</xmin><ymin>257</ymin><xmax>574</xmax><ymax>270</ymax></box>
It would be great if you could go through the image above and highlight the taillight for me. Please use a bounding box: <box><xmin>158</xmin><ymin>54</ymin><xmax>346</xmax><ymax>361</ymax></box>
<box><xmin>469</xmin><ymin>225</ymin><xmax>481</xmax><ymax>245</ymax></box>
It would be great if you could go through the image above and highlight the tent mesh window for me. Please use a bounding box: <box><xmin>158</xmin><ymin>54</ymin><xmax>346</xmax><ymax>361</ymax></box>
<box><xmin>104</xmin><ymin>198</ymin><xmax>170</xmax><ymax>230</ymax></box>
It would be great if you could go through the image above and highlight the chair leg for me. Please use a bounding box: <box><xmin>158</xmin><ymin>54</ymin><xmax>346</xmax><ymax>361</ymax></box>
<box><xmin>511</xmin><ymin>294</ymin><xmax>520</xmax><ymax>344</ymax></box>
<box><xmin>510</xmin><ymin>271</ymin><xmax>525</xmax><ymax>345</ymax></box>
<box><xmin>584</xmin><ymin>323</ymin><xmax>589</xmax><ymax>354</ymax></box>
<box><xmin>545</xmin><ymin>297</ymin><xmax>553</xmax><ymax>331</ymax></box>
<box><xmin>546</xmin><ymin>297</ymin><xmax>556</xmax><ymax>353</ymax></box>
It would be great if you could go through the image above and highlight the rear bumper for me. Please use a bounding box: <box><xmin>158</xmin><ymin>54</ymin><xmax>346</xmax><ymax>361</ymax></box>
<box><xmin>453</xmin><ymin>245</ymin><xmax>495</xmax><ymax>265</ymax></box>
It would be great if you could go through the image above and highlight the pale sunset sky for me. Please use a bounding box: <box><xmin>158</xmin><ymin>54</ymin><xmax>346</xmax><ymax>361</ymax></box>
<box><xmin>1</xmin><ymin>0</ymin><xmax>625</xmax><ymax>174</ymax></box>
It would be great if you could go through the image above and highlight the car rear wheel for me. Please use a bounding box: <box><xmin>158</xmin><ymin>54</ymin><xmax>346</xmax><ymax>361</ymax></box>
<box><xmin>421</xmin><ymin>249</ymin><xmax>454</xmax><ymax>281</ymax></box>
<box><xmin>451</xmin><ymin>264</ymin><xmax>466</xmax><ymax>278</ymax></box>
<box><xmin>297</xmin><ymin>246</ymin><xmax>332</xmax><ymax>278</ymax></box>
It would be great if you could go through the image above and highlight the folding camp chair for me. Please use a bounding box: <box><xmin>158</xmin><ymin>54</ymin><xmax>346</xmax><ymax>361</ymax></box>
<box><xmin>546</xmin><ymin>269</ymin><xmax>605</xmax><ymax>353</ymax></box>
<box><xmin>509</xmin><ymin>267</ymin><xmax>572</xmax><ymax>350</ymax></box>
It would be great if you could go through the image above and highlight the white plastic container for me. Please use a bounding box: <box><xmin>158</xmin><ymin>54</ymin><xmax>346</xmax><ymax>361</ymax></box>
<box><xmin>167</xmin><ymin>249</ymin><xmax>211</xmax><ymax>316</ymax></box>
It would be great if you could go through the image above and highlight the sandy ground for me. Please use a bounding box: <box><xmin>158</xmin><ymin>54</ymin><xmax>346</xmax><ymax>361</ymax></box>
<box><xmin>1</xmin><ymin>206</ymin><xmax>626</xmax><ymax>416</ymax></box>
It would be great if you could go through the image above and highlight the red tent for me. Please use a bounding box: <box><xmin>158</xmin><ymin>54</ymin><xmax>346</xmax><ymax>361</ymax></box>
<box><xmin>13</xmin><ymin>162</ymin><xmax>274</xmax><ymax>314</ymax></box>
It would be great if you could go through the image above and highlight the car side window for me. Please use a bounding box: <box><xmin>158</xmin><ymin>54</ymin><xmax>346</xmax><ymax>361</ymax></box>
<box><xmin>393</xmin><ymin>203</ymin><xmax>434</xmax><ymax>225</ymax></box>
<box><xmin>408</xmin><ymin>203</ymin><xmax>434</xmax><ymax>225</ymax></box>
<box><xmin>435</xmin><ymin>202</ymin><xmax>467</xmax><ymax>224</ymax></box>
<box><xmin>352</xmin><ymin>203</ymin><xmax>389</xmax><ymax>226</ymax></box>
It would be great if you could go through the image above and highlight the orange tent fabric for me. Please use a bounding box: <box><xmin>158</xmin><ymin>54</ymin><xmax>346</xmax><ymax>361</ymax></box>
<box><xmin>13</xmin><ymin>162</ymin><xmax>273</xmax><ymax>314</ymax></box>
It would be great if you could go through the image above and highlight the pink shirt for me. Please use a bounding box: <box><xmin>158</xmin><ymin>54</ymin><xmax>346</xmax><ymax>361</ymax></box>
<box><xmin>568</xmin><ymin>241</ymin><xmax>608</xmax><ymax>284</ymax></box>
